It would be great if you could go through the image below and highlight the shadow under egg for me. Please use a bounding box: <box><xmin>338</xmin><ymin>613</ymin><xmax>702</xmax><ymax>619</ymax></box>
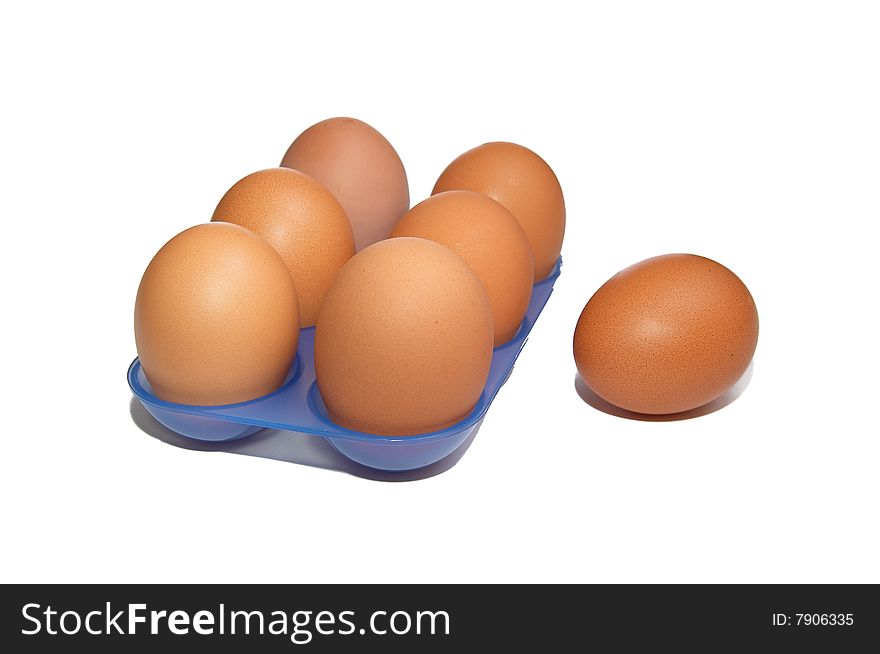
<box><xmin>573</xmin><ymin>361</ymin><xmax>755</xmax><ymax>422</ymax></box>
<box><xmin>129</xmin><ymin>397</ymin><xmax>480</xmax><ymax>482</ymax></box>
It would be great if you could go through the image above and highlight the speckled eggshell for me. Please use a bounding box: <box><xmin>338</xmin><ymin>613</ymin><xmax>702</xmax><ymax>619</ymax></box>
<box><xmin>573</xmin><ymin>254</ymin><xmax>758</xmax><ymax>415</ymax></box>
<box><xmin>315</xmin><ymin>237</ymin><xmax>494</xmax><ymax>436</ymax></box>
<box><xmin>211</xmin><ymin>167</ymin><xmax>355</xmax><ymax>326</ymax></box>
<box><xmin>390</xmin><ymin>190</ymin><xmax>534</xmax><ymax>346</ymax></box>
<box><xmin>432</xmin><ymin>141</ymin><xmax>565</xmax><ymax>281</ymax></box>
<box><xmin>281</xmin><ymin>117</ymin><xmax>410</xmax><ymax>251</ymax></box>
<box><xmin>135</xmin><ymin>223</ymin><xmax>300</xmax><ymax>406</ymax></box>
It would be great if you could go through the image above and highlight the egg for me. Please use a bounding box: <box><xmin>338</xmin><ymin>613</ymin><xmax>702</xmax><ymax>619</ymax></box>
<box><xmin>210</xmin><ymin>167</ymin><xmax>355</xmax><ymax>326</ymax></box>
<box><xmin>135</xmin><ymin>223</ymin><xmax>300</xmax><ymax>405</ymax></box>
<box><xmin>433</xmin><ymin>141</ymin><xmax>565</xmax><ymax>281</ymax></box>
<box><xmin>390</xmin><ymin>190</ymin><xmax>533</xmax><ymax>346</ymax></box>
<box><xmin>315</xmin><ymin>237</ymin><xmax>493</xmax><ymax>435</ymax></box>
<box><xmin>573</xmin><ymin>254</ymin><xmax>758</xmax><ymax>415</ymax></box>
<box><xmin>281</xmin><ymin>117</ymin><xmax>409</xmax><ymax>251</ymax></box>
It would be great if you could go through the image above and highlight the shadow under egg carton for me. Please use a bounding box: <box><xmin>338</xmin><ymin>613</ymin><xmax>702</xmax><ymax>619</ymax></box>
<box><xmin>128</xmin><ymin>259</ymin><xmax>561</xmax><ymax>473</ymax></box>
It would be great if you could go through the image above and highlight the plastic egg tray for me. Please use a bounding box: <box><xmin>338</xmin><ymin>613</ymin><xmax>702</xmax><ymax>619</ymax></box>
<box><xmin>128</xmin><ymin>259</ymin><xmax>561</xmax><ymax>472</ymax></box>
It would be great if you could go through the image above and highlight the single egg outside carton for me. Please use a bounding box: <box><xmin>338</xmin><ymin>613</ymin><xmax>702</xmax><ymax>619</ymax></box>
<box><xmin>573</xmin><ymin>253</ymin><xmax>759</xmax><ymax>415</ymax></box>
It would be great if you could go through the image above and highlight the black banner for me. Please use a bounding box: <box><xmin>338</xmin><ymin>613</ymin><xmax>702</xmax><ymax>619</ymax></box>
<box><xmin>1</xmin><ymin>584</ymin><xmax>877</xmax><ymax>651</ymax></box>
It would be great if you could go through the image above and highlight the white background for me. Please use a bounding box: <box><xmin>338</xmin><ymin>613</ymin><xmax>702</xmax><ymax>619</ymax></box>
<box><xmin>1</xmin><ymin>1</ymin><xmax>878</xmax><ymax>583</ymax></box>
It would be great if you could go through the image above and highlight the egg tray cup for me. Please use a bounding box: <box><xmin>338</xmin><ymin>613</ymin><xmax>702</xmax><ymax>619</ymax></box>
<box><xmin>128</xmin><ymin>259</ymin><xmax>561</xmax><ymax>472</ymax></box>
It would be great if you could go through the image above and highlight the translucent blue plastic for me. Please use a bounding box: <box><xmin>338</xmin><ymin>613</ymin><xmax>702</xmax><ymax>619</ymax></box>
<box><xmin>128</xmin><ymin>259</ymin><xmax>561</xmax><ymax>471</ymax></box>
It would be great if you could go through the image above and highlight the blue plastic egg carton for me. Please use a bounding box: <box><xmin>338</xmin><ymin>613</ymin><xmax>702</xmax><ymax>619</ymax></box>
<box><xmin>128</xmin><ymin>259</ymin><xmax>561</xmax><ymax>473</ymax></box>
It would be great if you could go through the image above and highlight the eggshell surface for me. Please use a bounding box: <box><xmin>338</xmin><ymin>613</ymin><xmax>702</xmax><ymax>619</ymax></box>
<box><xmin>281</xmin><ymin>117</ymin><xmax>409</xmax><ymax>251</ymax></box>
<box><xmin>315</xmin><ymin>237</ymin><xmax>494</xmax><ymax>436</ymax></box>
<box><xmin>211</xmin><ymin>167</ymin><xmax>355</xmax><ymax>326</ymax></box>
<box><xmin>433</xmin><ymin>141</ymin><xmax>565</xmax><ymax>281</ymax></box>
<box><xmin>390</xmin><ymin>190</ymin><xmax>533</xmax><ymax>346</ymax></box>
<box><xmin>573</xmin><ymin>254</ymin><xmax>758</xmax><ymax>415</ymax></box>
<box><xmin>135</xmin><ymin>222</ymin><xmax>300</xmax><ymax>406</ymax></box>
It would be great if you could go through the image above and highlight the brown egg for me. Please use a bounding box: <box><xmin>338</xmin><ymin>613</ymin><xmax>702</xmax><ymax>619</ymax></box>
<box><xmin>433</xmin><ymin>142</ymin><xmax>565</xmax><ymax>281</ymax></box>
<box><xmin>211</xmin><ymin>167</ymin><xmax>355</xmax><ymax>326</ymax></box>
<box><xmin>390</xmin><ymin>190</ymin><xmax>533</xmax><ymax>346</ymax></box>
<box><xmin>315</xmin><ymin>237</ymin><xmax>493</xmax><ymax>435</ymax></box>
<box><xmin>573</xmin><ymin>254</ymin><xmax>758</xmax><ymax>415</ymax></box>
<box><xmin>281</xmin><ymin>117</ymin><xmax>409</xmax><ymax>251</ymax></box>
<box><xmin>135</xmin><ymin>223</ymin><xmax>300</xmax><ymax>405</ymax></box>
